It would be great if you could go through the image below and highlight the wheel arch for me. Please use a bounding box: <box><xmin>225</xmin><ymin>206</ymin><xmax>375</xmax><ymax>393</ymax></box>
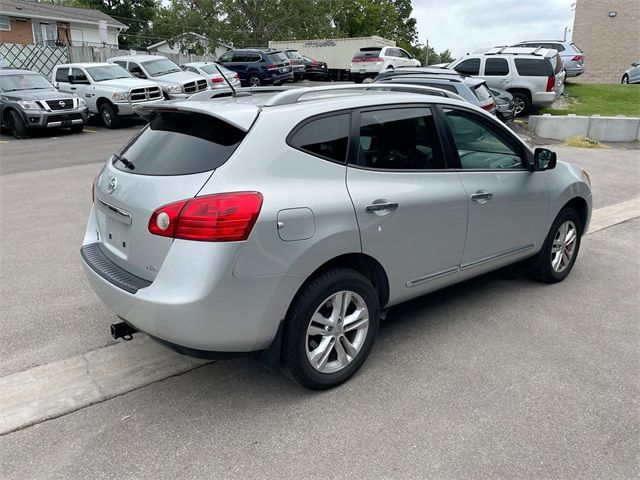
<box><xmin>506</xmin><ymin>87</ymin><xmax>532</xmax><ymax>102</ymax></box>
<box><xmin>561</xmin><ymin>196</ymin><xmax>589</xmax><ymax>235</ymax></box>
<box><xmin>292</xmin><ymin>253</ymin><xmax>390</xmax><ymax>311</ymax></box>
<box><xmin>96</xmin><ymin>97</ymin><xmax>112</xmax><ymax>110</ymax></box>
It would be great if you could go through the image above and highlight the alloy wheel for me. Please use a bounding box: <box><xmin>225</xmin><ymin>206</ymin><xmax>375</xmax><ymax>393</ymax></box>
<box><xmin>305</xmin><ymin>291</ymin><xmax>369</xmax><ymax>374</ymax></box>
<box><xmin>102</xmin><ymin>108</ymin><xmax>112</xmax><ymax>127</ymax></box>
<box><xmin>249</xmin><ymin>77</ymin><xmax>261</xmax><ymax>87</ymax></box>
<box><xmin>514</xmin><ymin>97</ymin><xmax>526</xmax><ymax>115</ymax></box>
<box><xmin>550</xmin><ymin>220</ymin><xmax>577</xmax><ymax>273</ymax></box>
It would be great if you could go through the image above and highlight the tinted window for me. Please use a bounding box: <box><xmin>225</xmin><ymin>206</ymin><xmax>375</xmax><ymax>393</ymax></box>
<box><xmin>55</xmin><ymin>68</ymin><xmax>69</xmax><ymax>82</ymax></box>
<box><xmin>355</xmin><ymin>108</ymin><xmax>445</xmax><ymax>170</ymax></box>
<box><xmin>289</xmin><ymin>114</ymin><xmax>350</xmax><ymax>163</ymax></box>
<box><xmin>485</xmin><ymin>58</ymin><xmax>509</xmax><ymax>76</ymax></box>
<box><xmin>114</xmin><ymin>112</ymin><xmax>245</xmax><ymax>176</ymax></box>
<box><xmin>267</xmin><ymin>52</ymin><xmax>287</xmax><ymax>63</ymax></box>
<box><xmin>354</xmin><ymin>48</ymin><xmax>382</xmax><ymax>59</ymax></box>
<box><xmin>444</xmin><ymin>109</ymin><xmax>523</xmax><ymax>169</ymax></box>
<box><xmin>112</xmin><ymin>60</ymin><xmax>127</xmax><ymax>68</ymax></box>
<box><xmin>398</xmin><ymin>49</ymin><xmax>411</xmax><ymax>59</ymax></box>
<box><xmin>455</xmin><ymin>58</ymin><xmax>480</xmax><ymax>75</ymax></box>
<box><xmin>71</xmin><ymin>68</ymin><xmax>88</xmax><ymax>82</ymax></box>
<box><xmin>514</xmin><ymin>58</ymin><xmax>552</xmax><ymax>76</ymax></box>
<box><xmin>218</xmin><ymin>52</ymin><xmax>233</xmax><ymax>62</ymax></box>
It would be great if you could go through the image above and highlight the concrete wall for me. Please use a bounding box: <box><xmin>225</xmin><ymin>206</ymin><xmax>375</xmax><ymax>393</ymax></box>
<box><xmin>572</xmin><ymin>0</ymin><xmax>640</xmax><ymax>83</ymax></box>
<box><xmin>529</xmin><ymin>114</ymin><xmax>640</xmax><ymax>142</ymax></box>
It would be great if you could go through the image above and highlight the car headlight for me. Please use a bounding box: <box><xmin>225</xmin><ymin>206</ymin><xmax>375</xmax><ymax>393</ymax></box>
<box><xmin>17</xmin><ymin>100</ymin><xmax>40</xmax><ymax>110</ymax></box>
<box><xmin>580</xmin><ymin>168</ymin><xmax>592</xmax><ymax>187</ymax></box>
<box><xmin>165</xmin><ymin>85</ymin><xmax>182</xmax><ymax>94</ymax></box>
<box><xmin>112</xmin><ymin>92</ymin><xmax>129</xmax><ymax>101</ymax></box>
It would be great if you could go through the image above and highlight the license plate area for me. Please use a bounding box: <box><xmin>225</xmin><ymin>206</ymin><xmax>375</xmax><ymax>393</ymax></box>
<box><xmin>96</xmin><ymin>199</ymin><xmax>133</xmax><ymax>257</ymax></box>
<box><xmin>360</xmin><ymin>69</ymin><xmax>366</xmax><ymax>74</ymax></box>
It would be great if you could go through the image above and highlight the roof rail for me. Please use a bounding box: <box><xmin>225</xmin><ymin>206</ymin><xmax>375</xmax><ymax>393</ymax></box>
<box><xmin>263</xmin><ymin>83</ymin><xmax>466</xmax><ymax>106</ymax></box>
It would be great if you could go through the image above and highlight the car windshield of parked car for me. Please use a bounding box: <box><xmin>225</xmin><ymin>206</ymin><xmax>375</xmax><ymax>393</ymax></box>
<box><xmin>141</xmin><ymin>58</ymin><xmax>182</xmax><ymax>77</ymax></box>
<box><xmin>0</xmin><ymin>74</ymin><xmax>53</xmax><ymax>92</ymax></box>
<box><xmin>86</xmin><ymin>65</ymin><xmax>133</xmax><ymax>82</ymax></box>
<box><xmin>199</xmin><ymin>63</ymin><xmax>231</xmax><ymax>75</ymax></box>
<box><xmin>286</xmin><ymin>51</ymin><xmax>302</xmax><ymax>59</ymax></box>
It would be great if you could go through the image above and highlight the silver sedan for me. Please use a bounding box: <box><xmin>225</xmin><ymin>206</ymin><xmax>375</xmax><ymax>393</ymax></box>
<box><xmin>182</xmin><ymin>62</ymin><xmax>241</xmax><ymax>89</ymax></box>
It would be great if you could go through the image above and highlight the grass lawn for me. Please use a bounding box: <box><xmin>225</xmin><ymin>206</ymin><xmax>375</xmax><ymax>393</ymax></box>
<box><xmin>541</xmin><ymin>82</ymin><xmax>640</xmax><ymax>117</ymax></box>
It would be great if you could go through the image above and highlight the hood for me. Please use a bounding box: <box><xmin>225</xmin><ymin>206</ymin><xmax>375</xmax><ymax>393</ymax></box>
<box><xmin>148</xmin><ymin>70</ymin><xmax>205</xmax><ymax>85</ymax></box>
<box><xmin>3</xmin><ymin>88</ymin><xmax>78</xmax><ymax>101</ymax></box>
<box><xmin>96</xmin><ymin>78</ymin><xmax>159</xmax><ymax>90</ymax></box>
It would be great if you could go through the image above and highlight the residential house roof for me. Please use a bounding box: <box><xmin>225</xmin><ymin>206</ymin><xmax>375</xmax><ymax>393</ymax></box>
<box><xmin>0</xmin><ymin>0</ymin><xmax>127</xmax><ymax>29</ymax></box>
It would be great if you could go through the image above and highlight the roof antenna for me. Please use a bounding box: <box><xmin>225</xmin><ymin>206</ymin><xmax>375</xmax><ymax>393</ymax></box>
<box><xmin>214</xmin><ymin>63</ymin><xmax>237</xmax><ymax>96</ymax></box>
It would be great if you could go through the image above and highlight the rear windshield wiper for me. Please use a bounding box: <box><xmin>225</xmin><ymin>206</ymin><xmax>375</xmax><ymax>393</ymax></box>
<box><xmin>113</xmin><ymin>153</ymin><xmax>135</xmax><ymax>170</ymax></box>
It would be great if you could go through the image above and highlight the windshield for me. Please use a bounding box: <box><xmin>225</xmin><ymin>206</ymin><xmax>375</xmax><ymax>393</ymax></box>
<box><xmin>286</xmin><ymin>51</ymin><xmax>302</xmax><ymax>59</ymax></box>
<box><xmin>200</xmin><ymin>63</ymin><xmax>231</xmax><ymax>75</ymax></box>
<box><xmin>86</xmin><ymin>65</ymin><xmax>132</xmax><ymax>82</ymax></box>
<box><xmin>0</xmin><ymin>73</ymin><xmax>53</xmax><ymax>92</ymax></box>
<box><xmin>141</xmin><ymin>58</ymin><xmax>182</xmax><ymax>77</ymax></box>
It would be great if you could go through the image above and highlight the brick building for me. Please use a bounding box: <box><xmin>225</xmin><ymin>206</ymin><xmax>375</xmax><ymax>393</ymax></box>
<box><xmin>572</xmin><ymin>0</ymin><xmax>640</xmax><ymax>83</ymax></box>
<box><xmin>0</xmin><ymin>0</ymin><xmax>126</xmax><ymax>48</ymax></box>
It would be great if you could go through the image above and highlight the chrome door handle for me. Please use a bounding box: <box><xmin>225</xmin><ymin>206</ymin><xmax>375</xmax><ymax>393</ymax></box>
<box><xmin>471</xmin><ymin>191</ymin><xmax>493</xmax><ymax>204</ymax></box>
<box><xmin>365</xmin><ymin>202</ymin><xmax>399</xmax><ymax>214</ymax></box>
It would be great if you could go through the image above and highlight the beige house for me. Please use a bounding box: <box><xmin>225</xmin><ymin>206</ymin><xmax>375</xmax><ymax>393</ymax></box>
<box><xmin>572</xmin><ymin>0</ymin><xmax>640</xmax><ymax>83</ymax></box>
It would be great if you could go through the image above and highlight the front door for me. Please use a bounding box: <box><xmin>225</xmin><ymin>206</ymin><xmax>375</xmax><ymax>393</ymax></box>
<box><xmin>346</xmin><ymin>106</ymin><xmax>468</xmax><ymax>304</ymax></box>
<box><xmin>439</xmin><ymin>107</ymin><xmax>548</xmax><ymax>279</ymax></box>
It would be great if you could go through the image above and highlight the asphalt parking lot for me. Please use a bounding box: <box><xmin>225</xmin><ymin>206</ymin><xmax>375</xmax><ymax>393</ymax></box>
<box><xmin>0</xmin><ymin>118</ymin><xmax>639</xmax><ymax>478</ymax></box>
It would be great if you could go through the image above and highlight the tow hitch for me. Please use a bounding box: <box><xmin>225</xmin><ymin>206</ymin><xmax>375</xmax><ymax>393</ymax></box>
<box><xmin>110</xmin><ymin>322</ymin><xmax>137</xmax><ymax>341</ymax></box>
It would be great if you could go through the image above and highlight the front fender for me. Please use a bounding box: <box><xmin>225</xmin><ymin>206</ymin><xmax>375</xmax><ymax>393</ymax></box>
<box><xmin>544</xmin><ymin>161</ymin><xmax>592</xmax><ymax>232</ymax></box>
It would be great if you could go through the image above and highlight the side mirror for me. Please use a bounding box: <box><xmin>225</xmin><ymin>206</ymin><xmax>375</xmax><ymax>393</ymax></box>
<box><xmin>632</xmin><ymin>62</ymin><xmax>638</xmax><ymax>67</ymax></box>
<box><xmin>533</xmin><ymin>148</ymin><xmax>557</xmax><ymax>171</ymax></box>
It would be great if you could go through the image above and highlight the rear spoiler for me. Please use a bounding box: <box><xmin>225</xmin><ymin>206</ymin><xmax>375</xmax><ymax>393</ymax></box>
<box><xmin>133</xmin><ymin>102</ymin><xmax>260</xmax><ymax>132</ymax></box>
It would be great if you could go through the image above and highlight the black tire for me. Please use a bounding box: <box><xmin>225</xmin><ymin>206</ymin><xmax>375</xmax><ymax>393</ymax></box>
<box><xmin>353</xmin><ymin>76</ymin><xmax>364</xmax><ymax>84</ymax></box>
<box><xmin>282</xmin><ymin>268</ymin><xmax>380</xmax><ymax>390</ymax></box>
<box><xmin>529</xmin><ymin>208</ymin><xmax>582</xmax><ymax>283</ymax></box>
<box><xmin>70</xmin><ymin>123</ymin><xmax>84</xmax><ymax>134</ymax></box>
<box><xmin>621</xmin><ymin>74</ymin><xmax>629</xmax><ymax>84</ymax></box>
<box><xmin>8</xmin><ymin>110</ymin><xmax>27</xmax><ymax>139</ymax></box>
<box><xmin>99</xmin><ymin>102</ymin><xmax>120</xmax><ymax>129</ymax></box>
<box><xmin>248</xmin><ymin>75</ymin><xmax>261</xmax><ymax>87</ymax></box>
<box><xmin>511</xmin><ymin>92</ymin><xmax>531</xmax><ymax>116</ymax></box>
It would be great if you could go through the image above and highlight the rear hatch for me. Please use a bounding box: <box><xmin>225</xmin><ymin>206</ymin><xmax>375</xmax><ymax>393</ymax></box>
<box><xmin>266</xmin><ymin>51</ymin><xmax>291</xmax><ymax>74</ymax></box>
<box><xmin>93</xmin><ymin>107</ymin><xmax>255</xmax><ymax>281</ymax></box>
<box><xmin>351</xmin><ymin>48</ymin><xmax>383</xmax><ymax>69</ymax></box>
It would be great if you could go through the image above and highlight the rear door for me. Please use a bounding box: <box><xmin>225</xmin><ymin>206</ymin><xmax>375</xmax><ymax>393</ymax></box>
<box><xmin>93</xmin><ymin>108</ymin><xmax>256</xmax><ymax>280</ymax></box>
<box><xmin>439</xmin><ymin>107</ymin><xmax>548</xmax><ymax>278</ymax></box>
<box><xmin>346</xmin><ymin>105</ymin><xmax>468</xmax><ymax>303</ymax></box>
<box><xmin>483</xmin><ymin>57</ymin><xmax>511</xmax><ymax>89</ymax></box>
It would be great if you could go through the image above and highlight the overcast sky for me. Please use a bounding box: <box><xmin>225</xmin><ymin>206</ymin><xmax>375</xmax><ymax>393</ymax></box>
<box><xmin>413</xmin><ymin>0</ymin><xmax>576</xmax><ymax>60</ymax></box>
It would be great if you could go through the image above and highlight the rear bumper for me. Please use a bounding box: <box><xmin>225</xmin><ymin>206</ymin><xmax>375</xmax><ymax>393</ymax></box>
<box><xmin>264</xmin><ymin>71</ymin><xmax>294</xmax><ymax>84</ymax></box>
<box><xmin>531</xmin><ymin>91</ymin><xmax>558</xmax><ymax>106</ymax></box>
<box><xmin>81</xmin><ymin>206</ymin><xmax>304</xmax><ymax>353</ymax></box>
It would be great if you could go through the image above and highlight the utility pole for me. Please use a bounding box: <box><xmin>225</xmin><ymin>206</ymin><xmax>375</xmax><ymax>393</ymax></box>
<box><xmin>425</xmin><ymin>38</ymin><xmax>429</xmax><ymax>66</ymax></box>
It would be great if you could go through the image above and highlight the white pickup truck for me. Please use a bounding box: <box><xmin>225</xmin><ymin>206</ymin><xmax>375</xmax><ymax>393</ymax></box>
<box><xmin>52</xmin><ymin>63</ymin><xmax>163</xmax><ymax>128</ymax></box>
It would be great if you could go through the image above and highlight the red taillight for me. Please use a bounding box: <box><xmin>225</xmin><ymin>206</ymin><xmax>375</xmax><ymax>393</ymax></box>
<box><xmin>571</xmin><ymin>55</ymin><xmax>583</xmax><ymax>62</ymax></box>
<box><xmin>211</xmin><ymin>76</ymin><xmax>224</xmax><ymax>83</ymax></box>
<box><xmin>351</xmin><ymin>57</ymin><xmax>363</xmax><ymax>63</ymax></box>
<box><xmin>233</xmin><ymin>72</ymin><xmax>239</xmax><ymax>78</ymax></box>
<box><xmin>148</xmin><ymin>192</ymin><xmax>263</xmax><ymax>242</ymax></box>
<box><xmin>546</xmin><ymin>75</ymin><xmax>555</xmax><ymax>92</ymax></box>
<box><xmin>481</xmin><ymin>101</ymin><xmax>496</xmax><ymax>112</ymax></box>
<box><xmin>265</xmin><ymin>64</ymin><xmax>278</xmax><ymax>70</ymax></box>
<box><xmin>365</xmin><ymin>57</ymin><xmax>382</xmax><ymax>62</ymax></box>
<box><xmin>311</xmin><ymin>61</ymin><xmax>319</xmax><ymax>67</ymax></box>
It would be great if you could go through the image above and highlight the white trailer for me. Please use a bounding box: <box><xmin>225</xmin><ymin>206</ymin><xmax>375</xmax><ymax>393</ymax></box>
<box><xmin>269</xmin><ymin>36</ymin><xmax>395</xmax><ymax>80</ymax></box>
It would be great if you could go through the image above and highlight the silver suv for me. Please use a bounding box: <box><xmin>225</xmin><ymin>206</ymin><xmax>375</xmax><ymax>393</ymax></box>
<box><xmin>81</xmin><ymin>86</ymin><xmax>592</xmax><ymax>389</ymax></box>
<box><xmin>449</xmin><ymin>47</ymin><xmax>566</xmax><ymax>115</ymax></box>
<box><xmin>513</xmin><ymin>40</ymin><xmax>585</xmax><ymax>78</ymax></box>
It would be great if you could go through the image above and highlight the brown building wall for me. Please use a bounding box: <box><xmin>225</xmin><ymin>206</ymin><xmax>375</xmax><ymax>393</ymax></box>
<box><xmin>0</xmin><ymin>17</ymin><xmax>34</xmax><ymax>45</ymax></box>
<box><xmin>572</xmin><ymin>0</ymin><xmax>640</xmax><ymax>83</ymax></box>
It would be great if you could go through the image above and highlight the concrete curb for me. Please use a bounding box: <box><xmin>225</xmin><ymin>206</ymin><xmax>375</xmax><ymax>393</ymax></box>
<box><xmin>1</xmin><ymin>199</ymin><xmax>638</xmax><ymax>436</ymax></box>
<box><xmin>0</xmin><ymin>336</ymin><xmax>211</xmax><ymax>435</ymax></box>
<box><xmin>529</xmin><ymin>114</ymin><xmax>640</xmax><ymax>142</ymax></box>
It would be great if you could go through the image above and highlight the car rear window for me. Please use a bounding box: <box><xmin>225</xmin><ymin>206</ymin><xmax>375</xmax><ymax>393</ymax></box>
<box><xmin>114</xmin><ymin>112</ymin><xmax>245</xmax><ymax>176</ymax></box>
<box><xmin>474</xmin><ymin>83</ymin><xmax>492</xmax><ymax>102</ymax></box>
<box><xmin>267</xmin><ymin>52</ymin><xmax>288</xmax><ymax>63</ymax></box>
<box><xmin>354</xmin><ymin>48</ymin><xmax>382</xmax><ymax>59</ymax></box>
<box><xmin>514</xmin><ymin>58</ymin><xmax>553</xmax><ymax>76</ymax></box>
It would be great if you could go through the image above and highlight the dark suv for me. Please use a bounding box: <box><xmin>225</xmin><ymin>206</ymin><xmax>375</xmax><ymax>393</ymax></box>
<box><xmin>0</xmin><ymin>68</ymin><xmax>88</xmax><ymax>139</ymax></box>
<box><xmin>217</xmin><ymin>49</ymin><xmax>293</xmax><ymax>87</ymax></box>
